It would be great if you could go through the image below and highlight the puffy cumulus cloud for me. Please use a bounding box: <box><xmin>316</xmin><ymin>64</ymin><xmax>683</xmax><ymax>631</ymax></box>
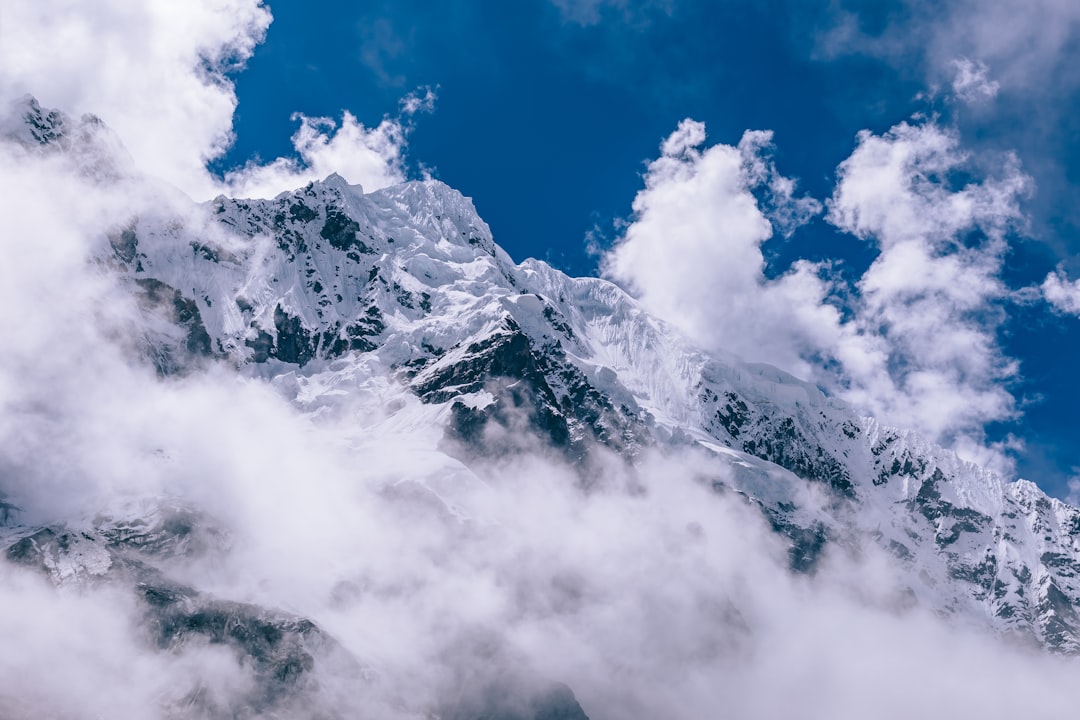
<box><xmin>951</xmin><ymin>57</ymin><xmax>1000</xmax><ymax>104</ymax></box>
<box><xmin>827</xmin><ymin>122</ymin><xmax>1027</xmax><ymax>247</ymax></box>
<box><xmin>603</xmin><ymin>116</ymin><xmax>1030</xmax><ymax>462</ymax></box>
<box><xmin>828</xmin><ymin>121</ymin><xmax>1029</xmax><ymax>446</ymax></box>
<box><xmin>1041</xmin><ymin>268</ymin><xmax>1080</xmax><ymax>315</ymax></box>
<box><xmin>601</xmin><ymin>119</ymin><xmax>832</xmax><ymax>380</ymax></box>
<box><xmin>224</xmin><ymin>89</ymin><xmax>435</xmax><ymax>199</ymax></box>
<box><xmin>0</xmin><ymin>0</ymin><xmax>271</xmax><ymax>198</ymax></box>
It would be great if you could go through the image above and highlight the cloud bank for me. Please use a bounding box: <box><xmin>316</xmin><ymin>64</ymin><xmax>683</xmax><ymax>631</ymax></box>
<box><xmin>0</xmin><ymin>0</ymin><xmax>270</xmax><ymax>197</ymax></box>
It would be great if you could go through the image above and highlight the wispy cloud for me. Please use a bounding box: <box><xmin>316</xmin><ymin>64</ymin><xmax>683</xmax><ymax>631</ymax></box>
<box><xmin>223</xmin><ymin>87</ymin><xmax>435</xmax><ymax>198</ymax></box>
<box><xmin>548</xmin><ymin>0</ymin><xmax>674</xmax><ymax>26</ymax></box>
<box><xmin>1042</xmin><ymin>268</ymin><xmax>1080</xmax><ymax>315</ymax></box>
<box><xmin>950</xmin><ymin>58</ymin><xmax>1000</xmax><ymax>104</ymax></box>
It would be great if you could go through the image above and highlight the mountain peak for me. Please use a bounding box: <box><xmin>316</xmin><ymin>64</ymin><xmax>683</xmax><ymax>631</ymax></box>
<box><xmin>1</xmin><ymin>94</ymin><xmax>132</xmax><ymax>178</ymax></box>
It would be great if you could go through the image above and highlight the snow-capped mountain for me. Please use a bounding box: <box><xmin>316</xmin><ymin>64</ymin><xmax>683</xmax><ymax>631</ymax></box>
<box><xmin>4</xmin><ymin>97</ymin><xmax>1080</xmax><ymax>717</ymax></box>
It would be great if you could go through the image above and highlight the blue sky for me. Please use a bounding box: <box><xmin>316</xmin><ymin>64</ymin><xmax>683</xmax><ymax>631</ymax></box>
<box><xmin>213</xmin><ymin>0</ymin><xmax>1080</xmax><ymax>498</ymax></box>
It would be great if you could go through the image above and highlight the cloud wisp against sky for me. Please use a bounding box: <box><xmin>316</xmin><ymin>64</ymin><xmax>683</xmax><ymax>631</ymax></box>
<box><xmin>223</xmin><ymin>88</ymin><xmax>435</xmax><ymax>199</ymax></box>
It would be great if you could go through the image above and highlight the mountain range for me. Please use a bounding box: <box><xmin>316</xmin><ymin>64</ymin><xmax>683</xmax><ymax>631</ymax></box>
<box><xmin>3</xmin><ymin>96</ymin><xmax>1079</xmax><ymax>718</ymax></box>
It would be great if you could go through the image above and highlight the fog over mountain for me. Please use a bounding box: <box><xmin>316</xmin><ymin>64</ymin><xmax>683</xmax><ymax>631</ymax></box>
<box><xmin>1</xmin><ymin>96</ymin><xmax>1079</xmax><ymax>718</ymax></box>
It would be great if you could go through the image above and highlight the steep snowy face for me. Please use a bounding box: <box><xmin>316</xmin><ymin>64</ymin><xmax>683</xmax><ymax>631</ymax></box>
<box><xmin>5</xmin><ymin>99</ymin><xmax>1080</xmax><ymax>717</ymax></box>
<box><xmin>127</xmin><ymin>175</ymin><xmax>514</xmax><ymax>369</ymax></box>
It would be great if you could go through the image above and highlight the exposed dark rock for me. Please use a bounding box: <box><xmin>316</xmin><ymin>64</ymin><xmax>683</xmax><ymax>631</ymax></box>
<box><xmin>321</xmin><ymin>207</ymin><xmax>369</xmax><ymax>252</ymax></box>
<box><xmin>542</xmin><ymin>304</ymin><xmax>574</xmax><ymax>339</ymax></box>
<box><xmin>415</xmin><ymin>320</ymin><xmax>647</xmax><ymax>463</ymax></box>
<box><xmin>289</xmin><ymin>201</ymin><xmax>317</xmax><ymax>223</ymax></box>
<box><xmin>908</xmin><ymin>468</ymin><xmax>992</xmax><ymax>548</ymax></box>
<box><xmin>741</xmin><ymin>416</ymin><xmax>854</xmax><ymax>497</ymax></box>
<box><xmin>246</xmin><ymin>328</ymin><xmax>275</xmax><ymax>363</ymax></box>
<box><xmin>108</xmin><ymin>223</ymin><xmax>139</xmax><ymax>264</ymax></box>
<box><xmin>0</xmin><ymin>496</ymin><xmax>20</xmax><ymax>525</ymax></box>
<box><xmin>271</xmin><ymin>305</ymin><xmax>316</xmax><ymax>366</ymax></box>
<box><xmin>949</xmin><ymin>553</ymin><xmax>997</xmax><ymax>596</ymax></box>
<box><xmin>763</xmin><ymin>511</ymin><xmax>830</xmax><ymax>573</ymax></box>
<box><xmin>1</xmin><ymin>506</ymin><xmax>354</xmax><ymax>716</ymax></box>
<box><xmin>148</xmin><ymin>588</ymin><xmax>324</xmax><ymax>709</ymax></box>
<box><xmin>1038</xmin><ymin>580</ymin><xmax>1080</xmax><ymax>649</ymax></box>
<box><xmin>133</xmin><ymin>278</ymin><xmax>215</xmax><ymax>373</ymax></box>
<box><xmin>709</xmin><ymin>391</ymin><xmax>854</xmax><ymax>497</ymax></box>
<box><xmin>715</xmin><ymin>392</ymin><xmax>750</xmax><ymax>440</ymax></box>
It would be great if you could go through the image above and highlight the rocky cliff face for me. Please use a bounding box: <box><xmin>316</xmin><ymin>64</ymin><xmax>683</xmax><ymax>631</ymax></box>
<box><xmin>4</xmin><ymin>97</ymin><xmax>1080</xmax><ymax>717</ymax></box>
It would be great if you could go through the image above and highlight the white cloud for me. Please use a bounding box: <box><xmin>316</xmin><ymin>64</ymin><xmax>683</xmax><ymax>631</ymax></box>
<box><xmin>1</xmin><ymin>3</ymin><xmax>1077</xmax><ymax>715</ymax></box>
<box><xmin>0</xmin><ymin>1</ymin><xmax>428</xmax><ymax>202</ymax></box>
<box><xmin>1067</xmin><ymin>470</ymin><xmax>1080</xmax><ymax>506</ymax></box>
<box><xmin>224</xmin><ymin>88</ymin><xmax>434</xmax><ymax>199</ymax></box>
<box><xmin>602</xmin><ymin>119</ymin><xmax>830</xmax><ymax>380</ymax></box>
<box><xmin>1042</xmin><ymin>268</ymin><xmax>1080</xmax><ymax>315</ymax></box>
<box><xmin>604</xmin><ymin>116</ymin><xmax>1030</xmax><ymax>461</ymax></box>
<box><xmin>951</xmin><ymin>57</ymin><xmax>1000</xmax><ymax>103</ymax></box>
<box><xmin>0</xmin><ymin>562</ymin><xmax>253</xmax><ymax>719</ymax></box>
<box><xmin>826</xmin><ymin>121</ymin><xmax>1030</xmax><ymax>451</ymax></box>
<box><xmin>0</xmin><ymin>0</ymin><xmax>271</xmax><ymax>198</ymax></box>
<box><xmin>933</xmin><ymin>0</ymin><xmax>1080</xmax><ymax>91</ymax></box>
